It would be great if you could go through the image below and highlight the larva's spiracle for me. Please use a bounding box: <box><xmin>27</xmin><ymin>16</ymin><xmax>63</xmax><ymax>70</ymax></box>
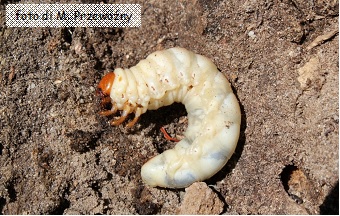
<box><xmin>97</xmin><ymin>47</ymin><xmax>241</xmax><ymax>188</ymax></box>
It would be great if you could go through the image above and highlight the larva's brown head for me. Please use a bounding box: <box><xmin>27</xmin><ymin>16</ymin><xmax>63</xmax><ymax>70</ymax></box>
<box><xmin>98</xmin><ymin>72</ymin><xmax>115</xmax><ymax>96</ymax></box>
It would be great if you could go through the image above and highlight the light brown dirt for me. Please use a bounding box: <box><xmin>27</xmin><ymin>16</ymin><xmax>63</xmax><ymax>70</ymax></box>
<box><xmin>178</xmin><ymin>182</ymin><xmax>224</xmax><ymax>214</ymax></box>
<box><xmin>0</xmin><ymin>0</ymin><xmax>338</xmax><ymax>214</ymax></box>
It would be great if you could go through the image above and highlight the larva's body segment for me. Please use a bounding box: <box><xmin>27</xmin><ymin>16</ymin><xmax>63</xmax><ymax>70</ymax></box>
<box><xmin>97</xmin><ymin>47</ymin><xmax>241</xmax><ymax>188</ymax></box>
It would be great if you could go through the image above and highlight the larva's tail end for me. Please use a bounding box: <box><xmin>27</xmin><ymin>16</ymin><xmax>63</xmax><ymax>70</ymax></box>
<box><xmin>141</xmin><ymin>158</ymin><xmax>168</xmax><ymax>188</ymax></box>
<box><xmin>141</xmin><ymin>164</ymin><xmax>158</xmax><ymax>188</ymax></box>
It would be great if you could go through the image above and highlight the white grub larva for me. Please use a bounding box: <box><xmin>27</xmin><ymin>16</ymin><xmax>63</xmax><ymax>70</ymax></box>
<box><xmin>97</xmin><ymin>47</ymin><xmax>241</xmax><ymax>188</ymax></box>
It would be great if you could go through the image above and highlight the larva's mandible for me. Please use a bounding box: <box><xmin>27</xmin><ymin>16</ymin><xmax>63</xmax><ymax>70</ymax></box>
<box><xmin>97</xmin><ymin>47</ymin><xmax>241</xmax><ymax>188</ymax></box>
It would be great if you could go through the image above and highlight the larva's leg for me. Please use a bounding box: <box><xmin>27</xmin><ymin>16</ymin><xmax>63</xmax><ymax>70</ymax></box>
<box><xmin>126</xmin><ymin>107</ymin><xmax>143</xmax><ymax>128</ymax></box>
<box><xmin>99</xmin><ymin>105</ymin><xmax>117</xmax><ymax>116</ymax></box>
<box><xmin>110</xmin><ymin>103</ymin><xmax>131</xmax><ymax>126</ymax></box>
<box><xmin>100</xmin><ymin>96</ymin><xmax>112</xmax><ymax>106</ymax></box>
<box><xmin>99</xmin><ymin>107</ymin><xmax>117</xmax><ymax>116</ymax></box>
<box><xmin>160</xmin><ymin>127</ymin><xmax>180</xmax><ymax>142</ymax></box>
<box><xmin>111</xmin><ymin>116</ymin><xmax>127</xmax><ymax>126</ymax></box>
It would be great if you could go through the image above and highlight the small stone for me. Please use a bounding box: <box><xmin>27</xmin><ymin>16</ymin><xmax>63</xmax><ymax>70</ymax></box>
<box><xmin>178</xmin><ymin>182</ymin><xmax>224</xmax><ymax>215</ymax></box>
<box><xmin>248</xmin><ymin>30</ymin><xmax>256</xmax><ymax>39</ymax></box>
<box><xmin>297</xmin><ymin>56</ymin><xmax>323</xmax><ymax>90</ymax></box>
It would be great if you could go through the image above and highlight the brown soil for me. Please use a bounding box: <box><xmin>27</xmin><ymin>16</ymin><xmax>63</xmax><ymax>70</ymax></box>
<box><xmin>0</xmin><ymin>0</ymin><xmax>338</xmax><ymax>214</ymax></box>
